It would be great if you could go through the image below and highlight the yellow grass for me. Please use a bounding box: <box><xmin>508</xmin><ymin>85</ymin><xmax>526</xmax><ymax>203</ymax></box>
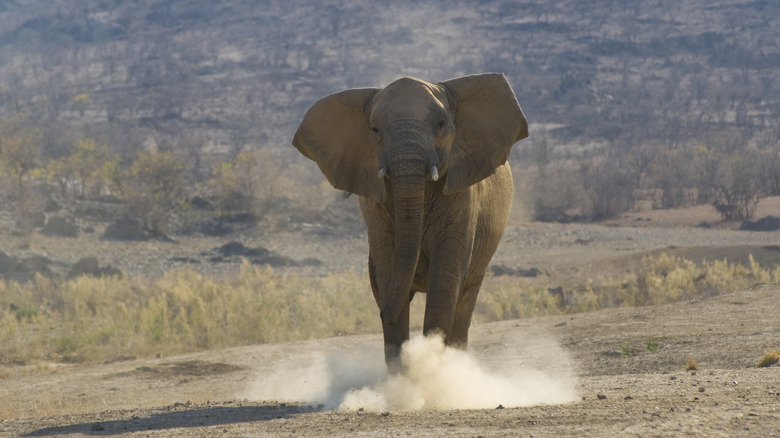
<box><xmin>0</xmin><ymin>253</ymin><xmax>776</xmax><ymax>368</ymax></box>
<box><xmin>757</xmin><ymin>349</ymin><xmax>779</xmax><ymax>368</ymax></box>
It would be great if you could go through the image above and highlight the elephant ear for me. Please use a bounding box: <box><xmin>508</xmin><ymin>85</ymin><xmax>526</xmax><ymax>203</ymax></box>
<box><xmin>440</xmin><ymin>73</ymin><xmax>528</xmax><ymax>195</ymax></box>
<box><xmin>292</xmin><ymin>88</ymin><xmax>386</xmax><ymax>201</ymax></box>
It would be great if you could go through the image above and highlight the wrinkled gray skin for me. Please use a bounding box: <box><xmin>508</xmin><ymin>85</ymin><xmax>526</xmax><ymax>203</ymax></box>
<box><xmin>293</xmin><ymin>73</ymin><xmax>528</xmax><ymax>369</ymax></box>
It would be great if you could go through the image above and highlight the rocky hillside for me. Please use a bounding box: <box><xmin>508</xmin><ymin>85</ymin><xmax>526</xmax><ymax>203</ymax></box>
<box><xmin>0</xmin><ymin>0</ymin><xmax>777</xmax><ymax>161</ymax></box>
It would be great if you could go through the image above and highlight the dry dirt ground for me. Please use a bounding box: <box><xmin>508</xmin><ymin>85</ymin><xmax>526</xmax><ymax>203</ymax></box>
<box><xmin>1</xmin><ymin>199</ymin><xmax>780</xmax><ymax>436</ymax></box>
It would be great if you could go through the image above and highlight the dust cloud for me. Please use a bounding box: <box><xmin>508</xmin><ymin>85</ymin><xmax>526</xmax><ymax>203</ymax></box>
<box><xmin>248</xmin><ymin>333</ymin><xmax>577</xmax><ymax>411</ymax></box>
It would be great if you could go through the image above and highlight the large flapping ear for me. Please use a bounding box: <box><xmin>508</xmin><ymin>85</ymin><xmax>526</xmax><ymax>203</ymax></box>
<box><xmin>440</xmin><ymin>73</ymin><xmax>528</xmax><ymax>195</ymax></box>
<box><xmin>292</xmin><ymin>88</ymin><xmax>386</xmax><ymax>201</ymax></box>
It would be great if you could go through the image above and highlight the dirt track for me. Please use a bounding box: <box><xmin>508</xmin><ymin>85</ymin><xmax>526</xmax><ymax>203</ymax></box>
<box><xmin>2</xmin><ymin>283</ymin><xmax>778</xmax><ymax>436</ymax></box>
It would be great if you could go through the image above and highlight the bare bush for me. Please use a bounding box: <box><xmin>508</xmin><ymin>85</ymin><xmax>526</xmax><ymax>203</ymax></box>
<box><xmin>210</xmin><ymin>148</ymin><xmax>290</xmax><ymax>220</ymax></box>
<box><xmin>125</xmin><ymin>150</ymin><xmax>188</xmax><ymax>235</ymax></box>
<box><xmin>529</xmin><ymin>164</ymin><xmax>588</xmax><ymax>222</ymax></box>
<box><xmin>581</xmin><ymin>158</ymin><xmax>638</xmax><ymax>220</ymax></box>
<box><xmin>648</xmin><ymin>147</ymin><xmax>698</xmax><ymax>209</ymax></box>
<box><xmin>708</xmin><ymin>154</ymin><xmax>764</xmax><ymax>220</ymax></box>
<box><xmin>696</xmin><ymin>135</ymin><xmax>764</xmax><ymax>220</ymax></box>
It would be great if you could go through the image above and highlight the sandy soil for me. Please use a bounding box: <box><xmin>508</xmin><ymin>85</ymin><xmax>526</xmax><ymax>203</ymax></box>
<box><xmin>1</xmin><ymin>284</ymin><xmax>778</xmax><ymax>436</ymax></box>
<box><xmin>1</xmin><ymin>199</ymin><xmax>780</xmax><ymax>436</ymax></box>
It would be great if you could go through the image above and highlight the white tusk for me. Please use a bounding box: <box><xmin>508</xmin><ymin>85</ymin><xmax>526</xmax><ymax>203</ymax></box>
<box><xmin>378</xmin><ymin>167</ymin><xmax>387</xmax><ymax>178</ymax></box>
<box><xmin>429</xmin><ymin>165</ymin><xmax>439</xmax><ymax>181</ymax></box>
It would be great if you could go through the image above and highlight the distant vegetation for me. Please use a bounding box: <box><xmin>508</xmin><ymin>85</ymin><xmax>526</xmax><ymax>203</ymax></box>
<box><xmin>0</xmin><ymin>115</ymin><xmax>326</xmax><ymax>235</ymax></box>
<box><xmin>0</xmin><ymin>0</ymin><xmax>778</xmax><ymax>225</ymax></box>
<box><xmin>1</xmin><ymin>253</ymin><xmax>777</xmax><ymax>367</ymax></box>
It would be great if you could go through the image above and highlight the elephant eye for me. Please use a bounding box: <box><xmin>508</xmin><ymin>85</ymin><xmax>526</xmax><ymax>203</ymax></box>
<box><xmin>438</xmin><ymin>120</ymin><xmax>446</xmax><ymax>128</ymax></box>
<box><xmin>371</xmin><ymin>127</ymin><xmax>379</xmax><ymax>134</ymax></box>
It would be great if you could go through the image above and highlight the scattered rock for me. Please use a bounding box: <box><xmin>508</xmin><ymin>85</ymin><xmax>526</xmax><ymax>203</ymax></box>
<box><xmin>201</xmin><ymin>221</ymin><xmax>232</xmax><ymax>236</ymax></box>
<box><xmin>67</xmin><ymin>257</ymin><xmax>122</xmax><ymax>279</ymax></box>
<box><xmin>74</xmin><ymin>205</ymin><xmax>115</xmax><ymax>222</ymax></box>
<box><xmin>18</xmin><ymin>256</ymin><xmax>53</xmax><ymax>274</ymax></box>
<box><xmin>0</xmin><ymin>252</ymin><xmax>56</xmax><ymax>281</ymax></box>
<box><xmin>168</xmin><ymin>257</ymin><xmax>201</xmax><ymax>264</ymax></box>
<box><xmin>254</xmin><ymin>255</ymin><xmax>297</xmax><ymax>267</ymax></box>
<box><xmin>300</xmin><ymin>258</ymin><xmax>324</xmax><ymax>267</ymax></box>
<box><xmin>209</xmin><ymin>242</ymin><xmax>322</xmax><ymax>268</ymax></box>
<box><xmin>102</xmin><ymin>217</ymin><xmax>149</xmax><ymax>241</ymax></box>
<box><xmin>0</xmin><ymin>251</ymin><xmax>17</xmax><ymax>274</ymax></box>
<box><xmin>2</xmin><ymin>255</ymin><xmax>56</xmax><ymax>281</ymax></box>
<box><xmin>491</xmin><ymin>265</ymin><xmax>544</xmax><ymax>277</ymax></box>
<box><xmin>15</xmin><ymin>211</ymin><xmax>46</xmax><ymax>229</ymax></box>
<box><xmin>217</xmin><ymin>242</ymin><xmax>270</xmax><ymax>258</ymax></box>
<box><xmin>44</xmin><ymin>199</ymin><xmax>61</xmax><ymax>213</ymax></box>
<box><xmin>190</xmin><ymin>196</ymin><xmax>214</xmax><ymax>211</ymax></box>
<box><xmin>740</xmin><ymin>215</ymin><xmax>780</xmax><ymax>232</ymax></box>
<box><xmin>41</xmin><ymin>216</ymin><xmax>78</xmax><ymax>237</ymax></box>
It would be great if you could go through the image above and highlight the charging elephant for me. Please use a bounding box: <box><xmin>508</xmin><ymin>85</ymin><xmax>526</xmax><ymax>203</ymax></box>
<box><xmin>292</xmin><ymin>73</ymin><xmax>528</xmax><ymax>368</ymax></box>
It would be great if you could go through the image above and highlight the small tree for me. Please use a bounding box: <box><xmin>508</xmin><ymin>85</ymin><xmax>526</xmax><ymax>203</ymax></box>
<box><xmin>46</xmin><ymin>138</ymin><xmax>122</xmax><ymax>199</ymax></box>
<box><xmin>0</xmin><ymin>117</ymin><xmax>43</xmax><ymax>226</ymax></box>
<box><xmin>127</xmin><ymin>150</ymin><xmax>188</xmax><ymax>235</ymax></box>
<box><xmin>212</xmin><ymin>152</ymin><xmax>256</xmax><ymax>219</ymax></box>
<box><xmin>0</xmin><ymin>118</ymin><xmax>41</xmax><ymax>197</ymax></box>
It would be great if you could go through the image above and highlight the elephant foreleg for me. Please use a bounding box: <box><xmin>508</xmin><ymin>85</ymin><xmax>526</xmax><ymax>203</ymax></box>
<box><xmin>381</xmin><ymin>298</ymin><xmax>411</xmax><ymax>371</ymax></box>
<box><xmin>370</xmin><ymin>254</ymin><xmax>411</xmax><ymax>370</ymax></box>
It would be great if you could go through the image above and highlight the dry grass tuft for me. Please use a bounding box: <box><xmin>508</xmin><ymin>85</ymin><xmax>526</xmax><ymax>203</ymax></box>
<box><xmin>756</xmin><ymin>349</ymin><xmax>779</xmax><ymax>368</ymax></box>
<box><xmin>685</xmin><ymin>357</ymin><xmax>699</xmax><ymax>371</ymax></box>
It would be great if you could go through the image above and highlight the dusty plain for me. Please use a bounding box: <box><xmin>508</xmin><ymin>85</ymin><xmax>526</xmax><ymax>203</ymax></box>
<box><xmin>1</xmin><ymin>198</ymin><xmax>780</xmax><ymax>437</ymax></box>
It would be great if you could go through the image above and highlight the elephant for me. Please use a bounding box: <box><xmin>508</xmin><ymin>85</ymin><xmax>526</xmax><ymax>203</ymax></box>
<box><xmin>292</xmin><ymin>73</ymin><xmax>528</xmax><ymax>368</ymax></box>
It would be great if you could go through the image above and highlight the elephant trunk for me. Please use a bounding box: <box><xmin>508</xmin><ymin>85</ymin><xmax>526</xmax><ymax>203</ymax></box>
<box><xmin>380</xmin><ymin>147</ymin><xmax>429</xmax><ymax>325</ymax></box>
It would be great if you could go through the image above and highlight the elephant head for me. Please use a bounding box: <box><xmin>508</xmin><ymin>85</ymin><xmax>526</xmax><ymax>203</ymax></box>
<box><xmin>293</xmin><ymin>73</ymin><xmax>528</xmax><ymax>326</ymax></box>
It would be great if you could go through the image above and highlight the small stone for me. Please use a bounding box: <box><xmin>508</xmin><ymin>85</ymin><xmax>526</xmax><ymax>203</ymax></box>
<box><xmin>597</xmin><ymin>394</ymin><xmax>607</xmax><ymax>400</ymax></box>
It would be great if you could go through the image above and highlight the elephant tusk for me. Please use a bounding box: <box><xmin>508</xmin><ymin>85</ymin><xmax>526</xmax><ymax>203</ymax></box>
<box><xmin>429</xmin><ymin>165</ymin><xmax>439</xmax><ymax>181</ymax></box>
<box><xmin>378</xmin><ymin>167</ymin><xmax>387</xmax><ymax>178</ymax></box>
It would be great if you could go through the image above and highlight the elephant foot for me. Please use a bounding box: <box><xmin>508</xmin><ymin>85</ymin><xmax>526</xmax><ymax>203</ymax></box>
<box><xmin>384</xmin><ymin>344</ymin><xmax>405</xmax><ymax>374</ymax></box>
